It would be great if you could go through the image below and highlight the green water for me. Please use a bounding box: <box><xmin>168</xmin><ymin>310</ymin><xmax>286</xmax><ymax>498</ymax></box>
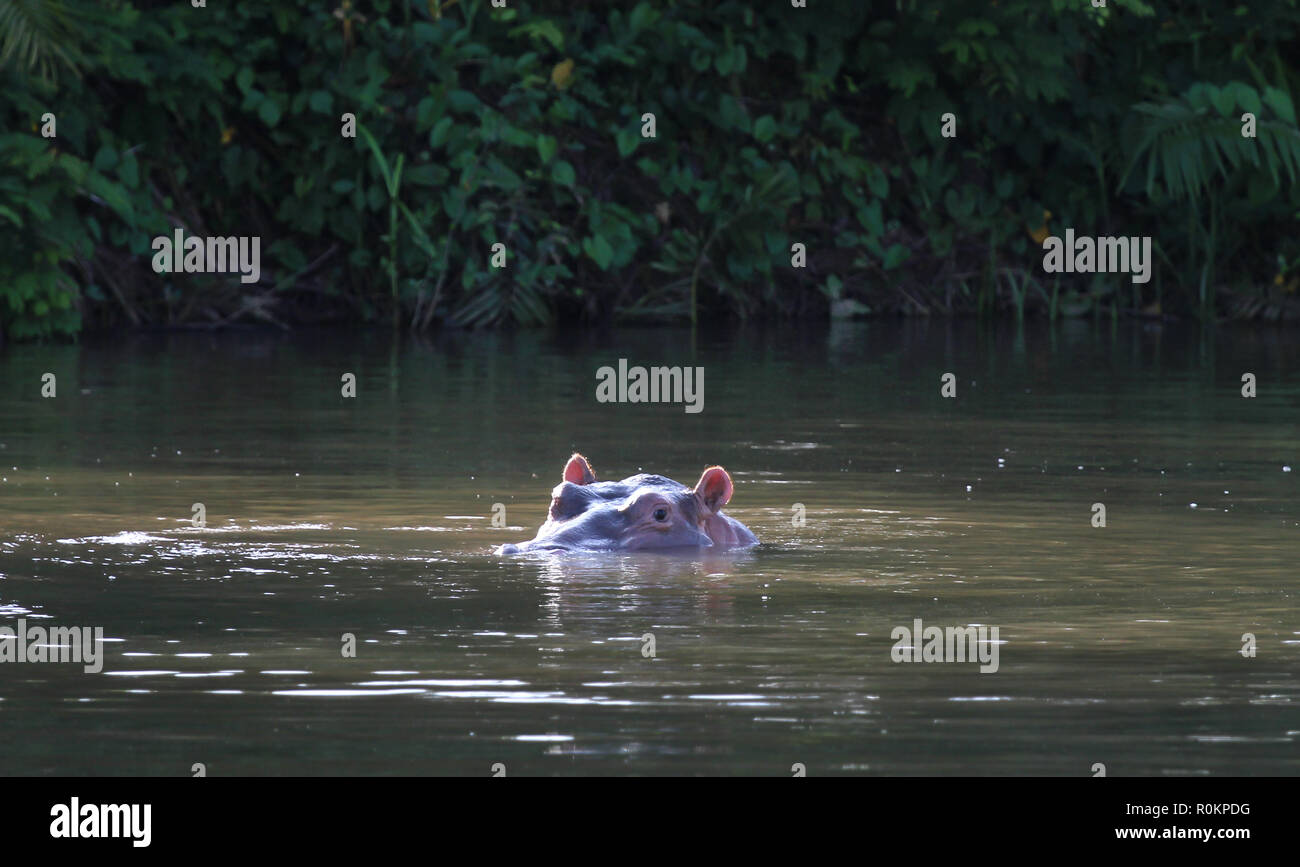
<box><xmin>1</xmin><ymin>321</ymin><xmax>1296</xmax><ymax>775</ymax></box>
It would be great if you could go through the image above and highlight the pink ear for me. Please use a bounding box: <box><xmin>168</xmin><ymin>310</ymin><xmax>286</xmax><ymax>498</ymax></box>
<box><xmin>693</xmin><ymin>466</ymin><xmax>734</xmax><ymax>512</ymax></box>
<box><xmin>563</xmin><ymin>453</ymin><xmax>596</xmax><ymax>485</ymax></box>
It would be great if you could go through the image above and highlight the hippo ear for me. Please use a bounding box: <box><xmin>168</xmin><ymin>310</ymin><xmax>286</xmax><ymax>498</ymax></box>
<box><xmin>563</xmin><ymin>453</ymin><xmax>596</xmax><ymax>485</ymax></box>
<box><xmin>693</xmin><ymin>466</ymin><xmax>734</xmax><ymax>513</ymax></box>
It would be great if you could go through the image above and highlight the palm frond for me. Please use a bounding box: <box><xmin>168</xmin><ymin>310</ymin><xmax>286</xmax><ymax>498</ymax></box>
<box><xmin>0</xmin><ymin>0</ymin><xmax>88</xmax><ymax>81</ymax></box>
<box><xmin>1119</xmin><ymin>85</ymin><xmax>1300</xmax><ymax>202</ymax></box>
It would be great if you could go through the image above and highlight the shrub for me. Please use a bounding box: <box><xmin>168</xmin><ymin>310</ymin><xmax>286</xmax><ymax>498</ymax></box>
<box><xmin>2</xmin><ymin>0</ymin><xmax>1299</xmax><ymax>339</ymax></box>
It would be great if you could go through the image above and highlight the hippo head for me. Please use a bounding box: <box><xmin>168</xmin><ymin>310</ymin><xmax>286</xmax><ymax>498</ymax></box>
<box><xmin>497</xmin><ymin>453</ymin><xmax>759</xmax><ymax>555</ymax></box>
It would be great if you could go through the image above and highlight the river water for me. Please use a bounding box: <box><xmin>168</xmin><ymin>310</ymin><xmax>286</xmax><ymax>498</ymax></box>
<box><xmin>1</xmin><ymin>320</ymin><xmax>1296</xmax><ymax>775</ymax></box>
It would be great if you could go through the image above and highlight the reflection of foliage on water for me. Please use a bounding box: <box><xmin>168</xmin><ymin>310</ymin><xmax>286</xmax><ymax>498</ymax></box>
<box><xmin>4</xmin><ymin>0</ymin><xmax>1300</xmax><ymax>340</ymax></box>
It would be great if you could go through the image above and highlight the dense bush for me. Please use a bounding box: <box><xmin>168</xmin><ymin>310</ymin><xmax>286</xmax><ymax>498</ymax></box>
<box><xmin>3</xmin><ymin>0</ymin><xmax>1300</xmax><ymax>339</ymax></box>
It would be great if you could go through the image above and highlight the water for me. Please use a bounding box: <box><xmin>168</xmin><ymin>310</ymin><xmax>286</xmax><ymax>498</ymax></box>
<box><xmin>1</xmin><ymin>321</ymin><xmax>1296</xmax><ymax>775</ymax></box>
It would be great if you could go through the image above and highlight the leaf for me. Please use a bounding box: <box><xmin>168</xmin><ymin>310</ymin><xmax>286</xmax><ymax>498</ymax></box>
<box><xmin>628</xmin><ymin>2</ymin><xmax>658</xmax><ymax>34</ymax></box>
<box><xmin>616</xmin><ymin>127</ymin><xmax>639</xmax><ymax>157</ymax></box>
<box><xmin>717</xmin><ymin>93</ymin><xmax>749</xmax><ymax>132</ymax></box>
<box><xmin>551</xmin><ymin>58</ymin><xmax>575</xmax><ymax>90</ymax></box>
<box><xmin>416</xmin><ymin>97</ymin><xmax>438</xmax><ymax>131</ymax></box>
<box><xmin>412</xmin><ymin>21</ymin><xmax>439</xmax><ymax>45</ymax></box>
<box><xmin>83</xmin><ymin>173</ymin><xmax>133</xmax><ymax>219</ymax></box>
<box><xmin>442</xmin><ymin>188</ymin><xmax>466</xmax><ymax>221</ymax></box>
<box><xmin>499</xmin><ymin>123</ymin><xmax>533</xmax><ymax>149</ymax></box>
<box><xmin>715</xmin><ymin>46</ymin><xmax>734</xmax><ymax>76</ymax></box>
<box><xmin>431</xmin><ymin>116</ymin><xmax>455</xmax><ymax>147</ymax></box>
<box><xmin>484</xmin><ymin>156</ymin><xmax>521</xmax><ymax>192</ymax></box>
<box><xmin>1263</xmin><ymin>86</ymin><xmax>1296</xmax><ymax>125</ymax></box>
<box><xmin>357</xmin><ymin>124</ymin><xmax>394</xmax><ymax>194</ymax></box>
<box><xmin>510</xmin><ymin>19</ymin><xmax>564</xmax><ymax>51</ymax></box>
<box><xmin>92</xmin><ymin>144</ymin><xmax>118</xmax><ymax>173</ymax></box>
<box><xmin>552</xmin><ymin>160</ymin><xmax>575</xmax><ymax>186</ymax></box>
<box><xmin>857</xmin><ymin>200</ymin><xmax>883</xmax><ymax>238</ymax></box>
<box><xmin>258</xmin><ymin>97</ymin><xmax>282</xmax><ymax>127</ymax></box>
<box><xmin>1223</xmin><ymin>80</ymin><xmax>1261</xmax><ymax>117</ymax></box>
<box><xmin>397</xmin><ymin>201</ymin><xmax>437</xmax><ymax>257</ymax></box>
<box><xmin>1209</xmin><ymin>85</ymin><xmax>1235</xmax><ymax>117</ymax></box>
<box><xmin>882</xmin><ymin>244</ymin><xmax>910</xmax><ymax>270</ymax></box>
<box><xmin>883</xmin><ymin>60</ymin><xmax>934</xmax><ymax>98</ymax></box>
<box><xmin>583</xmin><ymin>235</ymin><xmax>613</xmax><ymax>270</ymax></box>
<box><xmin>537</xmin><ymin>134</ymin><xmax>557</xmax><ymax>164</ymax></box>
<box><xmin>753</xmin><ymin>115</ymin><xmax>777</xmax><ymax>143</ymax></box>
<box><xmin>448</xmin><ymin>89</ymin><xmax>480</xmax><ymax>113</ymax></box>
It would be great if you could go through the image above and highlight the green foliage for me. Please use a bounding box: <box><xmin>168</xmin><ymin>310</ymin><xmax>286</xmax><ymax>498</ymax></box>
<box><xmin>3</xmin><ymin>0</ymin><xmax>1300</xmax><ymax>339</ymax></box>
<box><xmin>0</xmin><ymin>0</ymin><xmax>89</xmax><ymax>81</ymax></box>
<box><xmin>1122</xmin><ymin>83</ymin><xmax>1300</xmax><ymax>201</ymax></box>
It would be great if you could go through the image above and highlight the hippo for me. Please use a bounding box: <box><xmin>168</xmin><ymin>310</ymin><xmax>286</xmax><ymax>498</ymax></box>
<box><xmin>496</xmin><ymin>453</ymin><xmax>759</xmax><ymax>554</ymax></box>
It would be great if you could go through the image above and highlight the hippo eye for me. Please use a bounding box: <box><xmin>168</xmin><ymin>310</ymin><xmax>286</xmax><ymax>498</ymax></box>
<box><xmin>653</xmin><ymin>507</ymin><xmax>668</xmax><ymax>522</ymax></box>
